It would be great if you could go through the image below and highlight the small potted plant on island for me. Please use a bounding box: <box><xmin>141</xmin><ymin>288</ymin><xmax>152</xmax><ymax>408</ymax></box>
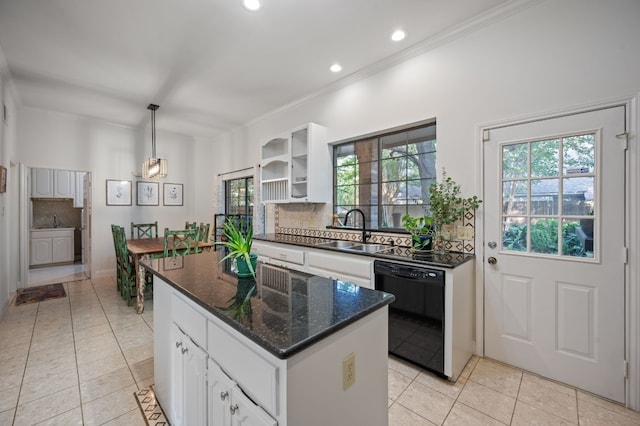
<box><xmin>216</xmin><ymin>218</ymin><xmax>257</xmax><ymax>278</ymax></box>
<box><xmin>403</xmin><ymin>169</ymin><xmax>482</xmax><ymax>253</ymax></box>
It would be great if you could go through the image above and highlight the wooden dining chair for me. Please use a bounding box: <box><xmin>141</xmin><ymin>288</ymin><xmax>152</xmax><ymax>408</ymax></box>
<box><xmin>111</xmin><ymin>224</ymin><xmax>123</xmax><ymax>294</ymax></box>
<box><xmin>185</xmin><ymin>221</ymin><xmax>197</xmax><ymax>230</ymax></box>
<box><xmin>164</xmin><ymin>228</ymin><xmax>198</xmax><ymax>257</ymax></box>
<box><xmin>113</xmin><ymin>225</ymin><xmax>137</xmax><ymax>304</ymax></box>
<box><xmin>131</xmin><ymin>221</ymin><xmax>158</xmax><ymax>239</ymax></box>
<box><xmin>197</xmin><ymin>222</ymin><xmax>210</xmax><ymax>244</ymax></box>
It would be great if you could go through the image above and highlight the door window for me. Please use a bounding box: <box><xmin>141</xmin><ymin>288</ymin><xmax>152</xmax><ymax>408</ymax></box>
<box><xmin>501</xmin><ymin>133</ymin><xmax>596</xmax><ymax>259</ymax></box>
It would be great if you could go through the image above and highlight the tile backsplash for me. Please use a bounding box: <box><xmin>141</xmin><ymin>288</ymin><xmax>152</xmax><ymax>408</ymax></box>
<box><xmin>32</xmin><ymin>199</ymin><xmax>81</xmax><ymax>229</ymax></box>
<box><xmin>271</xmin><ymin>204</ymin><xmax>477</xmax><ymax>254</ymax></box>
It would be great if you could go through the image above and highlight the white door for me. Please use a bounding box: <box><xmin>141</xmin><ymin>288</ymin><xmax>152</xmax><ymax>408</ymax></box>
<box><xmin>483</xmin><ymin>105</ymin><xmax>627</xmax><ymax>403</ymax></box>
<box><xmin>82</xmin><ymin>172</ymin><xmax>91</xmax><ymax>277</ymax></box>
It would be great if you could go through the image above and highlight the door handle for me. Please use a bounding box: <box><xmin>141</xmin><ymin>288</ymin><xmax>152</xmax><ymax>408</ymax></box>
<box><xmin>488</xmin><ymin>256</ymin><xmax>497</xmax><ymax>265</ymax></box>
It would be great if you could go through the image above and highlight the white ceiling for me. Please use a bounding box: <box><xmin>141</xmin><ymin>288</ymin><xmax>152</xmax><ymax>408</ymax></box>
<box><xmin>0</xmin><ymin>0</ymin><xmax>512</xmax><ymax>138</ymax></box>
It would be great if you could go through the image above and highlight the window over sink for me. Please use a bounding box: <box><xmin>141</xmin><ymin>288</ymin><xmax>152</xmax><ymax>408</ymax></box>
<box><xmin>333</xmin><ymin>119</ymin><xmax>437</xmax><ymax>230</ymax></box>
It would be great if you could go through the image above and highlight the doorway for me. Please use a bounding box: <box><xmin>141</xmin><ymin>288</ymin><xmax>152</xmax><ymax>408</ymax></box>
<box><xmin>22</xmin><ymin>167</ymin><xmax>92</xmax><ymax>287</ymax></box>
<box><xmin>482</xmin><ymin>105</ymin><xmax>627</xmax><ymax>403</ymax></box>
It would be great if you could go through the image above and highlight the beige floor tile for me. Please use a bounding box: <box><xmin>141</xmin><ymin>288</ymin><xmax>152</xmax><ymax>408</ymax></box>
<box><xmin>113</xmin><ymin>324</ymin><xmax>153</xmax><ymax>351</ymax></box>
<box><xmin>74</xmin><ymin>331</ymin><xmax>118</xmax><ymax>353</ymax></box>
<box><xmin>578</xmin><ymin>398</ymin><xmax>640</xmax><ymax>426</ymax></box>
<box><xmin>26</xmin><ymin>342</ymin><xmax>76</xmax><ymax>368</ymax></box>
<box><xmin>459</xmin><ymin>355</ymin><xmax>480</xmax><ymax>379</ymax></box>
<box><xmin>19</xmin><ymin>369</ymin><xmax>79</xmax><ymax>406</ymax></box>
<box><xmin>130</xmin><ymin>357</ymin><xmax>154</xmax><ymax>383</ymax></box>
<box><xmin>80</xmin><ymin>366</ymin><xmax>136</xmax><ymax>404</ymax></box>
<box><xmin>29</xmin><ymin>330</ymin><xmax>74</xmax><ymax>352</ymax></box>
<box><xmin>517</xmin><ymin>373</ymin><xmax>577</xmax><ymax>423</ymax></box>
<box><xmin>13</xmin><ymin>385</ymin><xmax>80</xmax><ymax>426</ymax></box>
<box><xmin>0</xmin><ymin>369</ymin><xmax>24</xmax><ymax>392</ymax></box>
<box><xmin>458</xmin><ymin>380</ymin><xmax>516</xmax><ymax>424</ymax></box>
<box><xmin>397</xmin><ymin>380</ymin><xmax>456</xmax><ymax>425</ymax></box>
<box><xmin>78</xmin><ymin>352</ymin><xmax>128</xmax><ymax>384</ymax></box>
<box><xmin>0</xmin><ymin>408</ymin><xmax>15</xmax><ymax>424</ymax></box>
<box><xmin>22</xmin><ymin>352</ymin><xmax>77</xmax><ymax>384</ymax></box>
<box><xmin>389</xmin><ymin>355</ymin><xmax>422</xmax><ymax>380</ymax></box>
<box><xmin>123</xmin><ymin>341</ymin><xmax>154</xmax><ymax>366</ymax></box>
<box><xmin>0</xmin><ymin>352</ymin><xmax>28</xmax><ymax>373</ymax></box>
<box><xmin>72</xmin><ymin>322</ymin><xmax>113</xmax><ymax>341</ymax></box>
<box><xmin>136</xmin><ymin>375</ymin><xmax>155</xmax><ymax>390</ymax></box>
<box><xmin>415</xmin><ymin>371</ymin><xmax>466</xmax><ymax>399</ymax></box>
<box><xmin>469</xmin><ymin>358</ymin><xmax>522</xmax><ymax>398</ymax></box>
<box><xmin>444</xmin><ymin>402</ymin><xmax>506</xmax><ymax>426</ymax></box>
<box><xmin>33</xmin><ymin>407</ymin><xmax>83</xmax><ymax>425</ymax></box>
<box><xmin>101</xmin><ymin>407</ymin><xmax>147</xmax><ymax>426</ymax></box>
<box><xmin>389</xmin><ymin>402</ymin><xmax>437</xmax><ymax>425</ymax></box>
<box><xmin>81</xmin><ymin>384</ymin><xmax>139</xmax><ymax>426</ymax></box>
<box><xmin>72</xmin><ymin>314</ymin><xmax>110</xmax><ymax>332</ymax></box>
<box><xmin>389</xmin><ymin>368</ymin><xmax>414</xmax><ymax>401</ymax></box>
<box><xmin>512</xmin><ymin>400</ymin><xmax>575</xmax><ymax>425</ymax></box>
<box><xmin>0</xmin><ymin>386</ymin><xmax>20</xmax><ymax>413</ymax></box>
<box><xmin>577</xmin><ymin>391</ymin><xmax>640</xmax><ymax>423</ymax></box>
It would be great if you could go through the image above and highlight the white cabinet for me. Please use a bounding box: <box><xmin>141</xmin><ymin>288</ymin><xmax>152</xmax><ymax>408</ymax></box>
<box><xmin>74</xmin><ymin>171</ymin><xmax>86</xmax><ymax>208</ymax></box>
<box><xmin>208</xmin><ymin>360</ymin><xmax>277</xmax><ymax>426</ymax></box>
<box><xmin>30</xmin><ymin>168</ymin><xmax>77</xmax><ymax>199</ymax></box>
<box><xmin>30</xmin><ymin>228</ymin><xmax>74</xmax><ymax>266</ymax></box>
<box><xmin>306</xmin><ymin>248</ymin><xmax>373</xmax><ymax>288</ymax></box>
<box><xmin>31</xmin><ymin>168</ymin><xmax>53</xmax><ymax>197</ymax></box>
<box><xmin>261</xmin><ymin>122</ymin><xmax>330</xmax><ymax>203</ymax></box>
<box><xmin>171</xmin><ymin>323</ymin><xmax>208</xmax><ymax>426</ymax></box>
<box><xmin>251</xmin><ymin>240</ymin><xmax>305</xmax><ymax>273</ymax></box>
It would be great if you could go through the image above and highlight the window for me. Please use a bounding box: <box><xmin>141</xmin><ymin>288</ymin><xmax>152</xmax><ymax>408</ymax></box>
<box><xmin>333</xmin><ymin>121</ymin><xmax>437</xmax><ymax>230</ymax></box>
<box><xmin>501</xmin><ymin>133</ymin><xmax>596</xmax><ymax>258</ymax></box>
<box><xmin>225</xmin><ymin>177</ymin><xmax>254</xmax><ymax>217</ymax></box>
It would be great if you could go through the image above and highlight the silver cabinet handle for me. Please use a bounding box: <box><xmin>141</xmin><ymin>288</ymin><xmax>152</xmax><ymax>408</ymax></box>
<box><xmin>175</xmin><ymin>341</ymin><xmax>182</xmax><ymax>348</ymax></box>
<box><xmin>220</xmin><ymin>391</ymin><xmax>229</xmax><ymax>401</ymax></box>
<box><xmin>181</xmin><ymin>347</ymin><xmax>188</xmax><ymax>354</ymax></box>
<box><xmin>230</xmin><ymin>404</ymin><xmax>239</xmax><ymax>415</ymax></box>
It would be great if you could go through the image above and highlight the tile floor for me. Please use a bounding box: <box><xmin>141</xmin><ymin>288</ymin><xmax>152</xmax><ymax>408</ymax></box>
<box><xmin>1</xmin><ymin>276</ymin><xmax>639</xmax><ymax>425</ymax></box>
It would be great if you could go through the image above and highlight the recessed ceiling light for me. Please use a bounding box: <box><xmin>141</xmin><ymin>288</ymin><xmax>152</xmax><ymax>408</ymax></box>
<box><xmin>391</xmin><ymin>29</ymin><xmax>406</xmax><ymax>42</ymax></box>
<box><xmin>330</xmin><ymin>63</ymin><xmax>342</xmax><ymax>73</ymax></box>
<box><xmin>243</xmin><ymin>0</ymin><xmax>261</xmax><ymax>11</ymax></box>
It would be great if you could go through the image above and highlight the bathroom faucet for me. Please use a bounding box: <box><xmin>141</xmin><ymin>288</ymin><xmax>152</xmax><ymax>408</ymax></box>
<box><xmin>344</xmin><ymin>208</ymin><xmax>371</xmax><ymax>243</ymax></box>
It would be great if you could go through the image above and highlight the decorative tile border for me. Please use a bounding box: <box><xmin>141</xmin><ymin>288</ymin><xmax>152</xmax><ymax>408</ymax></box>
<box><xmin>134</xmin><ymin>386</ymin><xmax>169</xmax><ymax>426</ymax></box>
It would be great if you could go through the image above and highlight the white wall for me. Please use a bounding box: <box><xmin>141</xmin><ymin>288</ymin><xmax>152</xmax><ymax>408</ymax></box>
<box><xmin>17</xmin><ymin>107</ymin><xmax>205</xmax><ymax>277</ymax></box>
<box><xmin>232</xmin><ymin>0</ymin><xmax>640</xmax><ymax>195</ymax></box>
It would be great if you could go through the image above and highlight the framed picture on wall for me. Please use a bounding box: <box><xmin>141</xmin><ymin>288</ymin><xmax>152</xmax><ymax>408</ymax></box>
<box><xmin>137</xmin><ymin>181</ymin><xmax>159</xmax><ymax>206</ymax></box>
<box><xmin>0</xmin><ymin>166</ymin><xmax>6</xmax><ymax>193</ymax></box>
<box><xmin>106</xmin><ymin>180</ymin><xmax>132</xmax><ymax>206</ymax></box>
<box><xmin>163</xmin><ymin>183</ymin><xmax>183</xmax><ymax>206</ymax></box>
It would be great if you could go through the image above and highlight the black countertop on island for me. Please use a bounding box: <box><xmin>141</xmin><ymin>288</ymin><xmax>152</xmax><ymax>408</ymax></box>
<box><xmin>142</xmin><ymin>251</ymin><xmax>395</xmax><ymax>359</ymax></box>
<box><xmin>254</xmin><ymin>233</ymin><xmax>475</xmax><ymax>269</ymax></box>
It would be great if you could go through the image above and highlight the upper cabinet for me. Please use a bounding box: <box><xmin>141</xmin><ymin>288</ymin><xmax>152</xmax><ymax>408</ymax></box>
<box><xmin>260</xmin><ymin>123</ymin><xmax>331</xmax><ymax>203</ymax></box>
<box><xmin>31</xmin><ymin>168</ymin><xmax>79</xmax><ymax>201</ymax></box>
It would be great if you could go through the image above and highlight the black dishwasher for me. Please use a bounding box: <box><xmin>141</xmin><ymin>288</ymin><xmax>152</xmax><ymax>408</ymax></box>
<box><xmin>374</xmin><ymin>260</ymin><xmax>445</xmax><ymax>376</ymax></box>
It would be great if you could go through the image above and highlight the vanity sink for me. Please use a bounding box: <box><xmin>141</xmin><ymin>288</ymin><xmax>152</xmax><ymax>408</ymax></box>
<box><xmin>315</xmin><ymin>240</ymin><xmax>357</xmax><ymax>249</ymax></box>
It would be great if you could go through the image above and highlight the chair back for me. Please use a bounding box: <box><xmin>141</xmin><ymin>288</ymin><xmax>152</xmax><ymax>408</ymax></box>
<box><xmin>185</xmin><ymin>221</ymin><xmax>197</xmax><ymax>230</ymax></box>
<box><xmin>131</xmin><ymin>221</ymin><xmax>158</xmax><ymax>239</ymax></box>
<box><xmin>197</xmin><ymin>222</ymin><xmax>211</xmax><ymax>243</ymax></box>
<box><xmin>164</xmin><ymin>228</ymin><xmax>198</xmax><ymax>257</ymax></box>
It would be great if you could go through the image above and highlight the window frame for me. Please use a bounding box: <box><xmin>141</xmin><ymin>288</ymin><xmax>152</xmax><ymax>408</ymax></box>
<box><xmin>224</xmin><ymin>176</ymin><xmax>254</xmax><ymax>218</ymax></box>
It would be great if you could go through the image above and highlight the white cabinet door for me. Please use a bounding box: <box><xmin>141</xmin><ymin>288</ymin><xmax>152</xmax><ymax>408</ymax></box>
<box><xmin>208</xmin><ymin>359</ymin><xmax>234</xmax><ymax>426</ymax></box>
<box><xmin>30</xmin><ymin>238</ymin><xmax>52</xmax><ymax>265</ymax></box>
<box><xmin>51</xmin><ymin>235</ymin><xmax>73</xmax><ymax>263</ymax></box>
<box><xmin>31</xmin><ymin>168</ymin><xmax>53</xmax><ymax>197</ymax></box>
<box><xmin>231</xmin><ymin>385</ymin><xmax>278</xmax><ymax>426</ymax></box>
<box><xmin>54</xmin><ymin>170</ymin><xmax>75</xmax><ymax>198</ymax></box>
<box><xmin>74</xmin><ymin>171</ymin><xmax>86</xmax><ymax>207</ymax></box>
<box><xmin>183</xmin><ymin>338</ymin><xmax>208</xmax><ymax>426</ymax></box>
<box><xmin>170</xmin><ymin>323</ymin><xmax>185</xmax><ymax>426</ymax></box>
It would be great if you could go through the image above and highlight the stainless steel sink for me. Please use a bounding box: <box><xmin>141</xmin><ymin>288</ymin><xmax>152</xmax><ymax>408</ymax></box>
<box><xmin>343</xmin><ymin>243</ymin><xmax>393</xmax><ymax>254</ymax></box>
<box><xmin>316</xmin><ymin>240</ymin><xmax>392</xmax><ymax>254</ymax></box>
<box><xmin>315</xmin><ymin>240</ymin><xmax>357</xmax><ymax>249</ymax></box>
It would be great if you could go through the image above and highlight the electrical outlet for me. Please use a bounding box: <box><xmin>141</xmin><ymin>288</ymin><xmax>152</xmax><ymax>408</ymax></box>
<box><xmin>342</xmin><ymin>353</ymin><xmax>356</xmax><ymax>390</ymax></box>
<box><xmin>457</xmin><ymin>225</ymin><xmax>474</xmax><ymax>240</ymax></box>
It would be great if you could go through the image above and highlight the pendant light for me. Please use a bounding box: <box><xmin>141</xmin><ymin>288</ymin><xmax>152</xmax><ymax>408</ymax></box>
<box><xmin>142</xmin><ymin>104</ymin><xmax>168</xmax><ymax>179</ymax></box>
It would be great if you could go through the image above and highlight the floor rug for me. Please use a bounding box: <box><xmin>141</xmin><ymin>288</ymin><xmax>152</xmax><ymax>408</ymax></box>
<box><xmin>15</xmin><ymin>283</ymin><xmax>66</xmax><ymax>305</ymax></box>
<box><xmin>135</xmin><ymin>386</ymin><xmax>169</xmax><ymax>425</ymax></box>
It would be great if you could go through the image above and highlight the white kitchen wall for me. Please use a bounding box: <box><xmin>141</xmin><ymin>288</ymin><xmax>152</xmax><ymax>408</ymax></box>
<box><xmin>17</xmin><ymin>107</ymin><xmax>204</xmax><ymax>277</ymax></box>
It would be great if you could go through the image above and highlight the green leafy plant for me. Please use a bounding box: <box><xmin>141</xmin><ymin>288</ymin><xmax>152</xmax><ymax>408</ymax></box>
<box><xmin>428</xmin><ymin>168</ymin><xmax>482</xmax><ymax>227</ymax></box>
<box><xmin>401</xmin><ymin>214</ymin><xmax>434</xmax><ymax>250</ymax></box>
<box><xmin>215</xmin><ymin>218</ymin><xmax>256</xmax><ymax>278</ymax></box>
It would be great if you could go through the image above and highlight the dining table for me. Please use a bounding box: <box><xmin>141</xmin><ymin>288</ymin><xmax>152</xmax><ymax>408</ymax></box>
<box><xmin>127</xmin><ymin>237</ymin><xmax>213</xmax><ymax>313</ymax></box>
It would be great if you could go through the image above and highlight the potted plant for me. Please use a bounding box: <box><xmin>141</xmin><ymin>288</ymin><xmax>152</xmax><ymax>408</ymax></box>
<box><xmin>402</xmin><ymin>169</ymin><xmax>482</xmax><ymax>253</ymax></box>
<box><xmin>401</xmin><ymin>214</ymin><xmax>434</xmax><ymax>251</ymax></box>
<box><xmin>216</xmin><ymin>218</ymin><xmax>257</xmax><ymax>278</ymax></box>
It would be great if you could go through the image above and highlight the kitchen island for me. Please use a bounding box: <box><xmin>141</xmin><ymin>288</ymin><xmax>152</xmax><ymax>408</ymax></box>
<box><xmin>144</xmin><ymin>251</ymin><xmax>395</xmax><ymax>426</ymax></box>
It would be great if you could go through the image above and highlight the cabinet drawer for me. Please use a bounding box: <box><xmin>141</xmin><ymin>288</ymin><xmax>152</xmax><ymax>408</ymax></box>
<box><xmin>172</xmin><ymin>293</ymin><xmax>206</xmax><ymax>348</ymax></box>
<box><xmin>208</xmin><ymin>321</ymin><xmax>279</xmax><ymax>416</ymax></box>
<box><xmin>307</xmin><ymin>250</ymin><xmax>372</xmax><ymax>279</ymax></box>
<box><xmin>252</xmin><ymin>241</ymin><xmax>304</xmax><ymax>265</ymax></box>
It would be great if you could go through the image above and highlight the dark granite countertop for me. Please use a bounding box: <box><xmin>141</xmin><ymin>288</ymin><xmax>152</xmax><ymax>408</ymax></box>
<box><xmin>254</xmin><ymin>233</ymin><xmax>475</xmax><ymax>269</ymax></box>
<box><xmin>142</xmin><ymin>251</ymin><xmax>395</xmax><ymax>359</ymax></box>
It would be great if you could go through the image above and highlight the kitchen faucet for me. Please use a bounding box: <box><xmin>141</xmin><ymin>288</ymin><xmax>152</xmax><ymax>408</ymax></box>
<box><xmin>53</xmin><ymin>214</ymin><xmax>60</xmax><ymax>228</ymax></box>
<box><xmin>344</xmin><ymin>208</ymin><xmax>371</xmax><ymax>244</ymax></box>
